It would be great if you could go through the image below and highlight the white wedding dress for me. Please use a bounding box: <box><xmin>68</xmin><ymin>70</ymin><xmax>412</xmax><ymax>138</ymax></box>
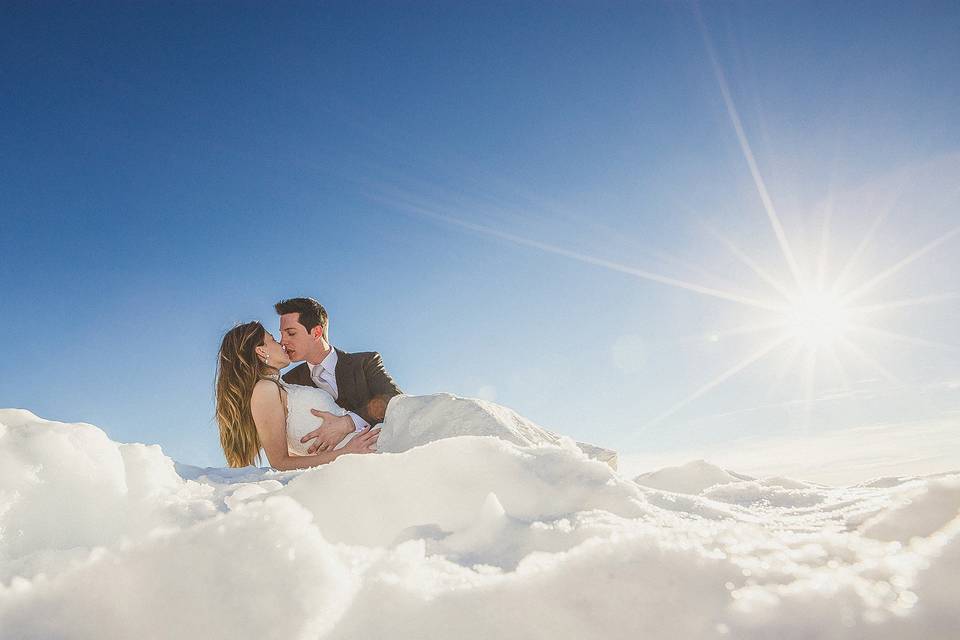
<box><xmin>280</xmin><ymin>382</ymin><xmax>618</xmax><ymax>468</ymax></box>
<box><xmin>282</xmin><ymin>382</ymin><xmax>352</xmax><ymax>455</ymax></box>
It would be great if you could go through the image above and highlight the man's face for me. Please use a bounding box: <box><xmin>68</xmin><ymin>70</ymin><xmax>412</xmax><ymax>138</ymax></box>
<box><xmin>279</xmin><ymin>313</ymin><xmax>322</xmax><ymax>363</ymax></box>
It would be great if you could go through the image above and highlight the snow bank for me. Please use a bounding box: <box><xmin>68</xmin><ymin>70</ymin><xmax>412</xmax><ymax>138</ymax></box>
<box><xmin>1</xmin><ymin>408</ymin><xmax>959</xmax><ymax>639</ymax></box>
<box><xmin>633</xmin><ymin>459</ymin><xmax>754</xmax><ymax>494</ymax></box>
<box><xmin>860</xmin><ymin>476</ymin><xmax>960</xmax><ymax>542</ymax></box>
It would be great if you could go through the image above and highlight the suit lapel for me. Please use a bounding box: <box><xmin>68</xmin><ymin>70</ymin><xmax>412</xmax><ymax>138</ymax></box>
<box><xmin>334</xmin><ymin>349</ymin><xmax>360</xmax><ymax>408</ymax></box>
<box><xmin>282</xmin><ymin>362</ymin><xmax>314</xmax><ymax>387</ymax></box>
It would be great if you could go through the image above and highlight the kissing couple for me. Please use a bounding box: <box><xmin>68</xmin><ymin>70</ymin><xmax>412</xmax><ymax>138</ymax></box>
<box><xmin>215</xmin><ymin>297</ymin><xmax>399</xmax><ymax>470</ymax></box>
<box><xmin>215</xmin><ymin>296</ymin><xmax>618</xmax><ymax>471</ymax></box>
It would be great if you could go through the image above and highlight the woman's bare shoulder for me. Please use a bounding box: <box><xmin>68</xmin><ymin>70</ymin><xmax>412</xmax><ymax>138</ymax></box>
<box><xmin>251</xmin><ymin>379</ymin><xmax>285</xmax><ymax>405</ymax></box>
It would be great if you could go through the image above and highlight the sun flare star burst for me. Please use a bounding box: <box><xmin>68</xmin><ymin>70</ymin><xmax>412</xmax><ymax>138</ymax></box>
<box><xmin>626</xmin><ymin>15</ymin><xmax>960</xmax><ymax>431</ymax></box>
<box><xmin>628</xmin><ymin>212</ymin><xmax>960</xmax><ymax>432</ymax></box>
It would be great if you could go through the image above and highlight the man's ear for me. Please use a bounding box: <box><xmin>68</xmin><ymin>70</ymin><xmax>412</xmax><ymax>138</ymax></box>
<box><xmin>311</xmin><ymin>326</ymin><xmax>324</xmax><ymax>340</ymax></box>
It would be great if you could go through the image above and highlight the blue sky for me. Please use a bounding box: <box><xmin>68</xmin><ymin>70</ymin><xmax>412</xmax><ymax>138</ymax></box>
<box><xmin>2</xmin><ymin>1</ymin><xmax>959</xmax><ymax>471</ymax></box>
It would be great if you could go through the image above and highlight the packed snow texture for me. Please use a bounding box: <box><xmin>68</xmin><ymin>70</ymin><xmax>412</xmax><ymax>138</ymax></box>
<box><xmin>1</xmin><ymin>406</ymin><xmax>959</xmax><ymax>639</ymax></box>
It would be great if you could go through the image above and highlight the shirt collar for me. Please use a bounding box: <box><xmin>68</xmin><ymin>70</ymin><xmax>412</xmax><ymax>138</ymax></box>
<box><xmin>308</xmin><ymin>347</ymin><xmax>338</xmax><ymax>375</ymax></box>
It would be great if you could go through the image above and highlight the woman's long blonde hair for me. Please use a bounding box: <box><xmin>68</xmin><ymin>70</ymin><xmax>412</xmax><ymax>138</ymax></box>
<box><xmin>215</xmin><ymin>321</ymin><xmax>276</xmax><ymax>467</ymax></box>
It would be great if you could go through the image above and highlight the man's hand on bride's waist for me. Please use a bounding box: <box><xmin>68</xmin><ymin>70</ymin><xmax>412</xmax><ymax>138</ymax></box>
<box><xmin>302</xmin><ymin>410</ymin><xmax>355</xmax><ymax>454</ymax></box>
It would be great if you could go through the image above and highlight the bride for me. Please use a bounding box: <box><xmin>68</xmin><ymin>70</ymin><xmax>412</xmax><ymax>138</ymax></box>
<box><xmin>215</xmin><ymin>321</ymin><xmax>380</xmax><ymax>470</ymax></box>
<box><xmin>215</xmin><ymin>321</ymin><xmax>619</xmax><ymax>471</ymax></box>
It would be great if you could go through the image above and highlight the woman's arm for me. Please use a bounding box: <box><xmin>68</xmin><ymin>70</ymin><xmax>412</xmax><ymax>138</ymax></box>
<box><xmin>250</xmin><ymin>381</ymin><xmax>351</xmax><ymax>471</ymax></box>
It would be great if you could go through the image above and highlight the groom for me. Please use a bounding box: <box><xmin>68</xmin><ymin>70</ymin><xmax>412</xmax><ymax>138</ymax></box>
<box><xmin>276</xmin><ymin>297</ymin><xmax>402</xmax><ymax>454</ymax></box>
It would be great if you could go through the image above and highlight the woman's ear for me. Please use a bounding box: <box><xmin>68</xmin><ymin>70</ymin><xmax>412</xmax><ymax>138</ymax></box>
<box><xmin>255</xmin><ymin>346</ymin><xmax>266</xmax><ymax>359</ymax></box>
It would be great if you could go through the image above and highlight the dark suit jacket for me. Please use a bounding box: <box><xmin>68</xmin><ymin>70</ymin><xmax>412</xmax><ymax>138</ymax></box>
<box><xmin>281</xmin><ymin>349</ymin><xmax>402</xmax><ymax>426</ymax></box>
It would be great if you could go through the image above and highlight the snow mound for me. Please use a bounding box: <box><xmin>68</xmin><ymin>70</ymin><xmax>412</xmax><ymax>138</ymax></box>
<box><xmin>759</xmin><ymin>476</ymin><xmax>816</xmax><ymax>490</ymax></box>
<box><xmin>2</xmin><ymin>408</ymin><xmax>959</xmax><ymax>639</ymax></box>
<box><xmin>860</xmin><ymin>475</ymin><xmax>960</xmax><ymax>542</ymax></box>
<box><xmin>633</xmin><ymin>459</ymin><xmax>754</xmax><ymax>494</ymax></box>
<box><xmin>702</xmin><ymin>480</ymin><xmax>827</xmax><ymax>508</ymax></box>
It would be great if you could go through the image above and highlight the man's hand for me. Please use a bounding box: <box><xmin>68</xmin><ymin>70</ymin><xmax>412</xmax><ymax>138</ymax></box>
<box><xmin>301</xmin><ymin>410</ymin><xmax>355</xmax><ymax>454</ymax></box>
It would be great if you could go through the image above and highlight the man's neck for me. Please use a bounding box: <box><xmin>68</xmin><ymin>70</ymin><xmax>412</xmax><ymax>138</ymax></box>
<box><xmin>306</xmin><ymin>345</ymin><xmax>332</xmax><ymax>366</ymax></box>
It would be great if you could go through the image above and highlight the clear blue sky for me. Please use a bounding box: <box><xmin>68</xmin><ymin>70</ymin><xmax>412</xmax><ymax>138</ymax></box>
<box><xmin>2</xmin><ymin>1</ymin><xmax>959</xmax><ymax>469</ymax></box>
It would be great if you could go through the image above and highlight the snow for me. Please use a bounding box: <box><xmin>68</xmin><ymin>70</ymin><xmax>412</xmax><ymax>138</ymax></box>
<box><xmin>2</xmin><ymin>407</ymin><xmax>959</xmax><ymax>639</ymax></box>
<box><xmin>633</xmin><ymin>459</ymin><xmax>754</xmax><ymax>494</ymax></box>
<box><xmin>618</xmin><ymin>419</ymin><xmax>960</xmax><ymax>486</ymax></box>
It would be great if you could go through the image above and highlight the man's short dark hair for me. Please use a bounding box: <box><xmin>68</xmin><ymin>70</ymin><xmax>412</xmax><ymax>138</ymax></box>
<box><xmin>275</xmin><ymin>297</ymin><xmax>328</xmax><ymax>338</ymax></box>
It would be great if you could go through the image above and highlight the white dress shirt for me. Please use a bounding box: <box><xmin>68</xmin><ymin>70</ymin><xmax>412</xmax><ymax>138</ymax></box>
<box><xmin>307</xmin><ymin>348</ymin><xmax>370</xmax><ymax>431</ymax></box>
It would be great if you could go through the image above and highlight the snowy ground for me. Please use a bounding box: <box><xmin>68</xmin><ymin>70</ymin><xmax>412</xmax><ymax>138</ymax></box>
<box><xmin>1</xmin><ymin>407</ymin><xmax>958</xmax><ymax>639</ymax></box>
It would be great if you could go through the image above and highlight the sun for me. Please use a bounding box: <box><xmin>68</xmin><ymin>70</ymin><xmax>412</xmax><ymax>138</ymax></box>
<box><xmin>781</xmin><ymin>291</ymin><xmax>852</xmax><ymax>348</ymax></box>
